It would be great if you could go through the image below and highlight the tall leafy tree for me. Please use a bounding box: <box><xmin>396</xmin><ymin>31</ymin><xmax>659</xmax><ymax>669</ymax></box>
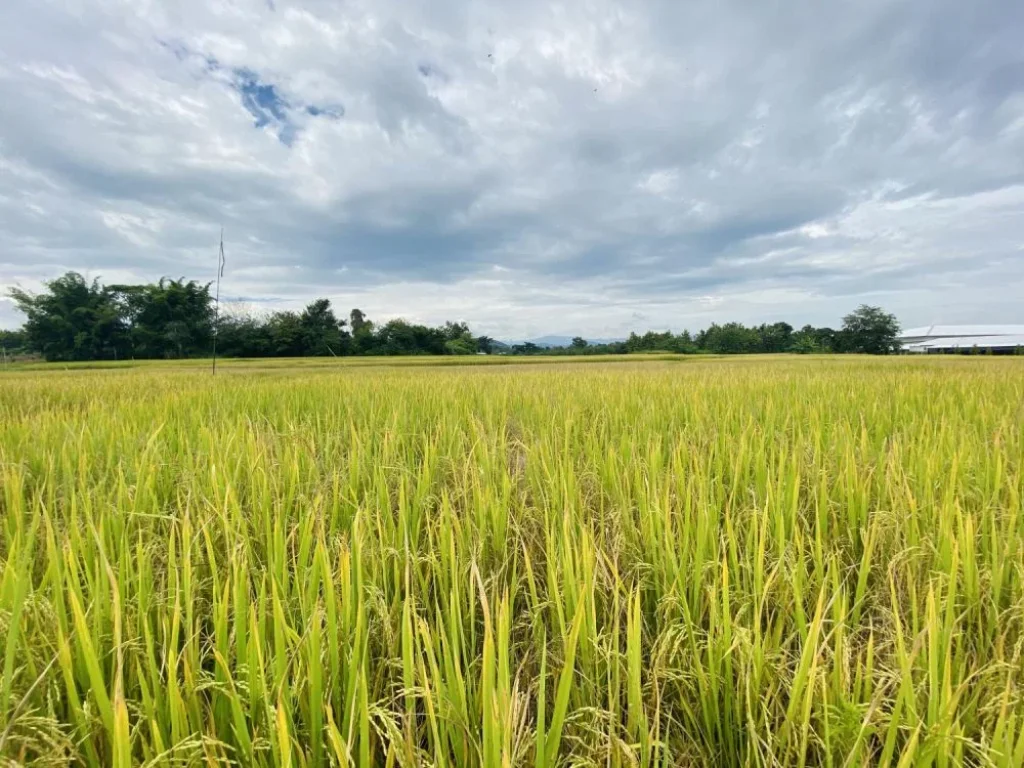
<box><xmin>756</xmin><ymin>322</ymin><xmax>793</xmax><ymax>353</ymax></box>
<box><xmin>8</xmin><ymin>272</ymin><xmax>128</xmax><ymax>361</ymax></box>
<box><xmin>348</xmin><ymin>309</ymin><xmax>376</xmax><ymax>354</ymax></box>
<box><xmin>626</xmin><ymin>330</ymin><xmax>675</xmax><ymax>352</ymax></box>
<box><xmin>349</xmin><ymin>308</ymin><xmax>368</xmax><ymax>334</ymax></box>
<box><xmin>442</xmin><ymin>321</ymin><xmax>478</xmax><ymax>355</ymax></box>
<box><xmin>215</xmin><ymin>313</ymin><xmax>273</xmax><ymax>357</ymax></box>
<box><xmin>111</xmin><ymin>277</ymin><xmax>215</xmax><ymax>358</ymax></box>
<box><xmin>673</xmin><ymin>330</ymin><xmax>698</xmax><ymax>353</ymax></box>
<box><xmin>700</xmin><ymin>322</ymin><xmax>762</xmax><ymax>354</ymax></box>
<box><xmin>841</xmin><ymin>305</ymin><xmax>901</xmax><ymax>354</ymax></box>
<box><xmin>266</xmin><ymin>311</ymin><xmax>305</xmax><ymax>357</ymax></box>
<box><xmin>300</xmin><ymin>298</ymin><xmax>347</xmax><ymax>356</ymax></box>
<box><xmin>375</xmin><ymin>319</ymin><xmax>448</xmax><ymax>355</ymax></box>
<box><xmin>790</xmin><ymin>324</ymin><xmax>836</xmax><ymax>353</ymax></box>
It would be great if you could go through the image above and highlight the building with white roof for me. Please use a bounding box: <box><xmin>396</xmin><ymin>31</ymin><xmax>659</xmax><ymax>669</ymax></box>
<box><xmin>899</xmin><ymin>325</ymin><xmax>1024</xmax><ymax>354</ymax></box>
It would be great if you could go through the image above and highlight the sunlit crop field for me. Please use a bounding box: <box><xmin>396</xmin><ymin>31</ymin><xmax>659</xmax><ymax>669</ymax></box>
<box><xmin>1</xmin><ymin>357</ymin><xmax>1023</xmax><ymax>767</ymax></box>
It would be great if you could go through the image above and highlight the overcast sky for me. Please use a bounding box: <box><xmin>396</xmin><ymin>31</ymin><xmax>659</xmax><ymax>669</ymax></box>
<box><xmin>1</xmin><ymin>0</ymin><xmax>1022</xmax><ymax>338</ymax></box>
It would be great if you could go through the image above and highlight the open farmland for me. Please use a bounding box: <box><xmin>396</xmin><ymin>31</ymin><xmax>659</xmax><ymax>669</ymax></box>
<box><xmin>1</xmin><ymin>357</ymin><xmax>1023</xmax><ymax>767</ymax></box>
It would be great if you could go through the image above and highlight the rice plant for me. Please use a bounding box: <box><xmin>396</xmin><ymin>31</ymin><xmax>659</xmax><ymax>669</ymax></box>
<box><xmin>1</xmin><ymin>356</ymin><xmax>1022</xmax><ymax>766</ymax></box>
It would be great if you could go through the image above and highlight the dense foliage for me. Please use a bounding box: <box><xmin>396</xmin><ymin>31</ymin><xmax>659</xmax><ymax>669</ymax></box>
<box><xmin>7</xmin><ymin>272</ymin><xmax>485</xmax><ymax>362</ymax></box>
<box><xmin>7</xmin><ymin>271</ymin><xmax>902</xmax><ymax>361</ymax></box>
<box><xmin>536</xmin><ymin>312</ymin><xmax>899</xmax><ymax>356</ymax></box>
<box><xmin>1</xmin><ymin>357</ymin><xmax>1022</xmax><ymax>766</ymax></box>
<box><xmin>0</xmin><ymin>329</ymin><xmax>26</xmax><ymax>356</ymax></box>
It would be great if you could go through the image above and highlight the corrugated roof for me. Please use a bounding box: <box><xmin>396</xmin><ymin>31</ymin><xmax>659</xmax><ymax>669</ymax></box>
<box><xmin>899</xmin><ymin>324</ymin><xmax>1024</xmax><ymax>340</ymax></box>
<box><xmin>903</xmin><ymin>334</ymin><xmax>1024</xmax><ymax>350</ymax></box>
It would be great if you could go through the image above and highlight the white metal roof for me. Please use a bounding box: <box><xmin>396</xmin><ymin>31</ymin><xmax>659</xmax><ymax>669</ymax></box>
<box><xmin>899</xmin><ymin>324</ymin><xmax>1024</xmax><ymax>341</ymax></box>
<box><xmin>903</xmin><ymin>333</ymin><xmax>1024</xmax><ymax>350</ymax></box>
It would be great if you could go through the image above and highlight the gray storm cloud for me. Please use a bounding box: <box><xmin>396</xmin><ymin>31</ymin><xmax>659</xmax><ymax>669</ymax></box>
<box><xmin>1</xmin><ymin>0</ymin><xmax>1022</xmax><ymax>338</ymax></box>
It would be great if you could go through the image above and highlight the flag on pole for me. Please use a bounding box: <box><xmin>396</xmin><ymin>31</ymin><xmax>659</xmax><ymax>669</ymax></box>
<box><xmin>219</xmin><ymin>230</ymin><xmax>226</xmax><ymax>277</ymax></box>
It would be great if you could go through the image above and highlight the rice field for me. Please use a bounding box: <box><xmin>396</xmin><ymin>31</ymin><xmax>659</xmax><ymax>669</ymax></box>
<box><xmin>1</xmin><ymin>356</ymin><xmax>1022</xmax><ymax>767</ymax></box>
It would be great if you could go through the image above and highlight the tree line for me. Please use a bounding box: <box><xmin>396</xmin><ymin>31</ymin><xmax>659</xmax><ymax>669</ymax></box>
<box><xmin>4</xmin><ymin>271</ymin><xmax>901</xmax><ymax>361</ymax></box>
<box><xmin>525</xmin><ymin>308</ymin><xmax>900</xmax><ymax>356</ymax></box>
<box><xmin>5</xmin><ymin>272</ymin><xmax>494</xmax><ymax>361</ymax></box>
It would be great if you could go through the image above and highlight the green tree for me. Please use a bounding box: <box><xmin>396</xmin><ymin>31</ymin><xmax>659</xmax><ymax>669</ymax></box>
<box><xmin>266</xmin><ymin>311</ymin><xmax>305</xmax><ymax>357</ymax></box>
<box><xmin>841</xmin><ymin>305</ymin><xmax>901</xmax><ymax>355</ymax></box>
<box><xmin>443</xmin><ymin>321</ymin><xmax>470</xmax><ymax>341</ymax></box>
<box><xmin>214</xmin><ymin>305</ymin><xmax>273</xmax><ymax>358</ymax></box>
<box><xmin>0</xmin><ymin>328</ymin><xmax>27</xmax><ymax>354</ymax></box>
<box><xmin>790</xmin><ymin>325</ymin><xmax>826</xmax><ymax>353</ymax></box>
<box><xmin>790</xmin><ymin>325</ymin><xmax>838</xmax><ymax>353</ymax></box>
<box><xmin>373</xmin><ymin>319</ymin><xmax>445</xmax><ymax>355</ymax></box>
<box><xmin>350</xmin><ymin>308</ymin><xmax>368</xmax><ymax>334</ymax></box>
<box><xmin>673</xmin><ymin>330</ymin><xmax>698</xmax><ymax>353</ymax></box>
<box><xmin>511</xmin><ymin>342</ymin><xmax>541</xmax><ymax>355</ymax></box>
<box><xmin>111</xmin><ymin>277</ymin><xmax>214</xmax><ymax>358</ymax></box>
<box><xmin>8</xmin><ymin>272</ymin><xmax>129</xmax><ymax>361</ymax></box>
<box><xmin>300</xmin><ymin>298</ymin><xmax>346</xmax><ymax>356</ymax></box>
<box><xmin>570</xmin><ymin>336</ymin><xmax>588</xmax><ymax>349</ymax></box>
<box><xmin>700</xmin><ymin>322</ymin><xmax>761</xmax><ymax>354</ymax></box>
<box><xmin>348</xmin><ymin>309</ymin><xmax>376</xmax><ymax>354</ymax></box>
<box><xmin>756</xmin><ymin>322</ymin><xmax>793</xmax><ymax>353</ymax></box>
<box><xmin>790</xmin><ymin>335</ymin><xmax>819</xmax><ymax>354</ymax></box>
<box><xmin>164</xmin><ymin>320</ymin><xmax>192</xmax><ymax>359</ymax></box>
<box><xmin>626</xmin><ymin>330</ymin><xmax>675</xmax><ymax>352</ymax></box>
<box><xmin>442</xmin><ymin>321</ymin><xmax>478</xmax><ymax>354</ymax></box>
<box><xmin>445</xmin><ymin>337</ymin><xmax>477</xmax><ymax>355</ymax></box>
<box><xmin>814</xmin><ymin>327</ymin><xmax>837</xmax><ymax>352</ymax></box>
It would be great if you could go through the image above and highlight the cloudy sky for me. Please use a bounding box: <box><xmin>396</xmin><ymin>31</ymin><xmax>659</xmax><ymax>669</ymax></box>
<box><xmin>1</xmin><ymin>0</ymin><xmax>1022</xmax><ymax>338</ymax></box>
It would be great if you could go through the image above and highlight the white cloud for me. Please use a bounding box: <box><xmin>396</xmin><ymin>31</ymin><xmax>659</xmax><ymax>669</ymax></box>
<box><xmin>1</xmin><ymin>0</ymin><xmax>1023</xmax><ymax>337</ymax></box>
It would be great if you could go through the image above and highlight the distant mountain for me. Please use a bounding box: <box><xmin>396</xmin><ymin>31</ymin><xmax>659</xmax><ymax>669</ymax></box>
<box><xmin>505</xmin><ymin>335</ymin><xmax>626</xmax><ymax>349</ymax></box>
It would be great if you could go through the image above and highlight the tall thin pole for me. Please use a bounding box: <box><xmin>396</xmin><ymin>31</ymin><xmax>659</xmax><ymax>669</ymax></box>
<box><xmin>212</xmin><ymin>228</ymin><xmax>224</xmax><ymax>375</ymax></box>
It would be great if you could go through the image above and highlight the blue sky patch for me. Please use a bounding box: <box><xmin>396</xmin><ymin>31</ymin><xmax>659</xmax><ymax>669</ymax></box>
<box><xmin>234</xmin><ymin>69</ymin><xmax>289</xmax><ymax>128</ymax></box>
<box><xmin>306</xmin><ymin>104</ymin><xmax>344</xmax><ymax>118</ymax></box>
<box><xmin>223</xmin><ymin>67</ymin><xmax>343</xmax><ymax>145</ymax></box>
<box><xmin>159</xmin><ymin>42</ymin><xmax>343</xmax><ymax>146</ymax></box>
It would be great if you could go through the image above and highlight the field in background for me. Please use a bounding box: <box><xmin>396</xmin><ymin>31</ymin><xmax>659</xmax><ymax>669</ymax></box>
<box><xmin>1</xmin><ymin>356</ymin><xmax>1023</xmax><ymax>766</ymax></box>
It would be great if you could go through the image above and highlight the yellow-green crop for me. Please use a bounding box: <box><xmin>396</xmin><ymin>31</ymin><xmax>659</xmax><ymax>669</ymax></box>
<box><xmin>1</xmin><ymin>356</ymin><xmax>1022</xmax><ymax>766</ymax></box>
